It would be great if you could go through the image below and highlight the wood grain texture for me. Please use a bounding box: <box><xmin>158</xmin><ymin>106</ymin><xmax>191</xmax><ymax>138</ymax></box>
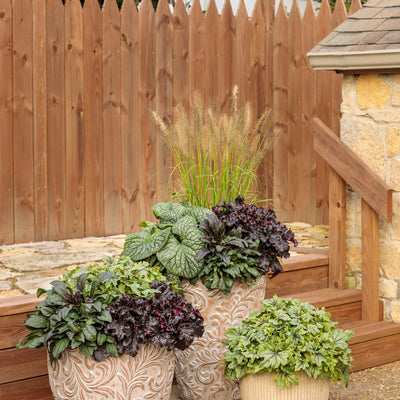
<box><xmin>121</xmin><ymin>0</ymin><xmax>140</xmax><ymax>233</ymax></box>
<box><xmin>315</xmin><ymin>0</ymin><xmax>332</xmax><ymax>225</ymax></box>
<box><xmin>13</xmin><ymin>0</ymin><xmax>34</xmax><ymax>243</ymax></box>
<box><xmin>251</xmin><ymin>1</ymin><xmax>269</xmax><ymax>200</ymax></box>
<box><xmin>272</xmin><ymin>3</ymin><xmax>288</xmax><ymax>220</ymax></box>
<box><xmin>47</xmin><ymin>0</ymin><xmax>66</xmax><ymax>240</ymax></box>
<box><xmin>328</xmin><ymin>168</ymin><xmax>346</xmax><ymax>289</ymax></box>
<box><xmin>236</xmin><ymin>1</ymin><xmax>251</xmax><ymax>110</ymax></box>
<box><xmin>361</xmin><ymin>200</ymin><xmax>380</xmax><ymax>322</ymax></box>
<box><xmin>103</xmin><ymin>0</ymin><xmax>122</xmax><ymax>235</ymax></box>
<box><xmin>65</xmin><ymin>0</ymin><xmax>85</xmax><ymax>238</ymax></box>
<box><xmin>32</xmin><ymin>0</ymin><xmax>48</xmax><ymax>242</ymax></box>
<box><xmin>84</xmin><ymin>0</ymin><xmax>104</xmax><ymax>236</ymax></box>
<box><xmin>265</xmin><ymin>266</ymin><xmax>328</xmax><ymax>298</ymax></box>
<box><xmin>219</xmin><ymin>0</ymin><xmax>236</xmax><ymax>114</ymax></box>
<box><xmin>139</xmin><ymin>0</ymin><xmax>156</xmax><ymax>220</ymax></box>
<box><xmin>0</xmin><ymin>375</ymin><xmax>53</xmax><ymax>400</ymax></box>
<box><xmin>0</xmin><ymin>313</ymin><xmax>30</xmax><ymax>350</ymax></box>
<box><xmin>287</xmin><ymin>2</ymin><xmax>303</xmax><ymax>222</ymax></box>
<box><xmin>204</xmin><ymin>0</ymin><xmax>219</xmax><ymax>108</ymax></box>
<box><xmin>0</xmin><ymin>347</ymin><xmax>47</xmax><ymax>384</ymax></box>
<box><xmin>0</xmin><ymin>0</ymin><xmax>13</xmax><ymax>245</ymax></box>
<box><xmin>313</xmin><ymin>117</ymin><xmax>392</xmax><ymax>222</ymax></box>
<box><xmin>173</xmin><ymin>0</ymin><xmax>189</xmax><ymax>113</ymax></box>
<box><xmin>0</xmin><ymin>294</ymin><xmax>40</xmax><ymax>317</ymax></box>
<box><xmin>155</xmin><ymin>0</ymin><xmax>173</xmax><ymax>204</ymax></box>
<box><xmin>188</xmin><ymin>0</ymin><xmax>205</xmax><ymax>98</ymax></box>
<box><xmin>301</xmin><ymin>0</ymin><xmax>317</xmax><ymax>224</ymax></box>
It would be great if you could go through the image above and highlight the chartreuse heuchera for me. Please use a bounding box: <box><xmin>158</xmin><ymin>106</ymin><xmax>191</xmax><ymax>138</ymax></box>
<box><xmin>222</xmin><ymin>296</ymin><xmax>354</xmax><ymax>389</ymax></box>
<box><xmin>17</xmin><ymin>257</ymin><xmax>204</xmax><ymax>364</ymax></box>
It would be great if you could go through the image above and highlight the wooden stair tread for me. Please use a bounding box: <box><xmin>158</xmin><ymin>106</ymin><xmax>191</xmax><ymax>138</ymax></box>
<box><xmin>283</xmin><ymin>288</ymin><xmax>361</xmax><ymax>308</ymax></box>
<box><xmin>0</xmin><ymin>294</ymin><xmax>41</xmax><ymax>317</ymax></box>
<box><xmin>339</xmin><ymin>320</ymin><xmax>400</xmax><ymax>344</ymax></box>
<box><xmin>281</xmin><ymin>252</ymin><xmax>329</xmax><ymax>272</ymax></box>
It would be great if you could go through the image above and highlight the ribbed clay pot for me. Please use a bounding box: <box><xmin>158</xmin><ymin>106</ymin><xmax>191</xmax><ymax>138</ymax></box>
<box><xmin>174</xmin><ymin>275</ymin><xmax>267</xmax><ymax>400</ymax></box>
<box><xmin>47</xmin><ymin>343</ymin><xmax>175</xmax><ymax>400</ymax></box>
<box><xmin>239</xmin><ymin>372</ymin><xmax>330</xmax><ymax>400</ymax></box>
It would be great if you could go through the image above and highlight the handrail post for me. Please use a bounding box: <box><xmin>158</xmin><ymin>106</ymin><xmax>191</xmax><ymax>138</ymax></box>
<box><xmin>361</xmin><ymin>200</ymin><xmax>380</xmax><ymax>322</ymax></box>
<box><xmin>328</xmin><ymin>167</ymin><xmax>346</xmax><ymax>289</ymax></box>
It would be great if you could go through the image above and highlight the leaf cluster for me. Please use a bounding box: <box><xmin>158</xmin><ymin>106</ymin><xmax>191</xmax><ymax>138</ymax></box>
<box><xmin>197</xmin><ymin>213</ymin><xmax>262</xmax><ymax>295</ymax></box>
<box><xmin>17</xmin><ymin>257</ymin><xmax>203</xmax><ymax>363</ymax></box>
<box><xmin>212</xmin><ymin>196</ymin><xmax>297</xmax><ymax>277</ymax></box>
<box><xmin>222</xmin><ymin>296</ymin><xmax>354</xmax><ymax>388</ymax></box>
<box><xmin>123</xmin><ymin>201</ymin><xmax>212</xmax><ymax>280</ymax></box>
<box><xmin>63</xmin><ymin>256</ymin><xmax>171</xmax><ymax>303</ymax></box>
<box><xmin>104</xmin><ymin>281</ymin><xmax>204</xmax><ymax>358</ymax></box>
<box><xmin>16</xmin><ymin>274</ymin><xmax>117</xmax><ymax>364</ymax></box>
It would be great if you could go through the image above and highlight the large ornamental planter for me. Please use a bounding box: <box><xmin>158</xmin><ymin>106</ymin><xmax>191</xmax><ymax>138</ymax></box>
<box><xmin>239</xmin><ymin>372</ymin><xmax>330</xmax><ymax>400</ymax></box>
<box><xmin>174</xmin><ymin>275</ymin><xmax>267</xmax><ymax>400</ymax></box>
<box><xmin>48</xmin><ymin>344</ymin><xmax>175</xmax><ymax>400</ymax></box>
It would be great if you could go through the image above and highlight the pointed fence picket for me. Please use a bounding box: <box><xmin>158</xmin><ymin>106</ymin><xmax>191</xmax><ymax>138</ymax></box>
<box><xmin>0</xmin><ymin>0</ymin><xmax>362</xmax><ymax>244</ymax></box>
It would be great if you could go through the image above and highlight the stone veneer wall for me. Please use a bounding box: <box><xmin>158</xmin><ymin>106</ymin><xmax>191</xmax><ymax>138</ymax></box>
<box><xmin>341</xmin><ymin>73</ymin><xmax>400</xmax><ymax>323</ymax></box>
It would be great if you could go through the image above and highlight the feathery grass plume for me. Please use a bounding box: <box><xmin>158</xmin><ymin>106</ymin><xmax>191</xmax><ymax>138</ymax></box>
<box><xmin>152</xmin><ymin>87</ymin><xmax>277</xmax><ymax>208</ymax></box>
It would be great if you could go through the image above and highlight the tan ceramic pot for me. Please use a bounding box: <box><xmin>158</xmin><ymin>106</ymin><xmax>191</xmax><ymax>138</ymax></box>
<box><xmin>174</xmin><ymin>275</ymin><xmax>267</xmax><ymax>400</ymax></box>
<box><xmin>47</xmin><ymin>343</ymin><xmax>175</xmax><ymax>400</ymax></box>
<box><xmin>239</xmin><ymin>372</ymin><xmax>330</xmax><ymax>400</ymax></box>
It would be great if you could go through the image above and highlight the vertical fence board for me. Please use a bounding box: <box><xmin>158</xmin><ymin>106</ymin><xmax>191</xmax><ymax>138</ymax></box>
<box><xmin>173</xmin><ymin>0</ymin><xmax>189</xmax><ymax>114</ymax></box>
<box><xmin>139</xmin><ymin>0</ymin><xmax>156</xmax><ymax>219</ymax></box>
<box><xmin>121</xmin><ymin>0</ymin><xmax>140</xmax><ymax>232</ymax></box>
<box><xmin>205</xmin><ymin>0</ymin><xmax>219</xmax><ymax>108</ymax></box>
<box><xmin>155</xmin><ymin>0</ymin><xmax>173</xmax><ymax>203</ymax></box>
<box><xmin>32</xmin><ymin>0</ymin><xmax>48</xmax><ymax>242</ymax></box>
<box><xmin>47</xmin><ymin>0</ymin><xmax>66</xmax><ymax>240</ymax></box>
<box><xmin>103</xmin><ymin>0</ymin><xmax>122</xmax><ymax>234</ymax></box>
<box><xmin>13</xmin><ymin>0</ymin><xmax>34</xmax><ymax>243</ymax></box>
<box><xmin>84</xmin><ymin>0</ymin><xmax>104</xmax><ymax>236</ymax></box>
<box><xmin>189</xmin><ymin>0</ymin><xmax>205</xmax><ymax>99</ymax></box>
<box><xmin>287</xmin><ymin>2</ymin><xmax>303</xmax><ymax>222</ymax></box>
<box><xmin>65</xmin><ymin>0</ymin><xmax>85</xmax><ymax>238</ymax></box>
<box><xmin>219</xmin><ymin>1</ymin><xmax>236</xmax><ymax>114</ymax></box>
<box><xmin>251</xmin><ymin>0</ymin><xmax>270</xmax><ymax>201</ymax></box>
<box><xmin>349</xmin><ymin>0</ymin><xmax>362</xmax><ymax>15</ymax></box>
<box><xmin>301</xmin><ymin>0</ymin><xmax>317</xmax><ymax>224</ymax></box>
<box><xmin>236</xmin><ymin>1</ymin><xmax>251</xmax><ymax>110</ymax></box>
<box><xmin>272</xmin><ymin>3</ymin><xmax>288</xmax><ymax>219</ymax></box>
<box><xmin>0</xmin><ymin>0</ymin><xmax>13</xmax><ymax>244</ymax></box>
<box><xmin>315</xmin><ymin>0</ymin><xmax>332</xmax><ymax>225</ymax></box>
<box><xmin>264</xmin><ymin>0</ymin><xmax>274</xmax><ymax>111</ymax></box>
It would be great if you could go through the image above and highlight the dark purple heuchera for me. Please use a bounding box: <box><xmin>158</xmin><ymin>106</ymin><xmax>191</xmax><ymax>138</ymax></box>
<box><xmin>211</xmin><ymin>196</ymin><xmax>297</xmax><ymax>277</ymax></box>
<box><xmin>103</xmin><ymin>281</ymin><xmax>204</xmax><ymax>358</ymax></box>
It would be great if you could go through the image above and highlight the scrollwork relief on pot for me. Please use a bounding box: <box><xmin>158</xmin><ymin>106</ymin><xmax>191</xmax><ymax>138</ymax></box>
<box><xmin>174</xmin><ymin>275</ymin><xmax>267</xmax><ymax>400</ymax></box>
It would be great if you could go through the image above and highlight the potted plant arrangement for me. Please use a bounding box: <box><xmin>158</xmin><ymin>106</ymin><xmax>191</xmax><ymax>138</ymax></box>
<box><xmin>119</xmin><ymin>89</ymin><xmax>296</xmax><ymax>399</ymax></box>
<box><xmin>222</xmin><ymin>295</ymin><xmax>354</xmax><ymax>400</ymax></box>
<box><xmin>17</xmin><ymin>256</ymin><xmax>204</xmax><ymax>400</ymax></box>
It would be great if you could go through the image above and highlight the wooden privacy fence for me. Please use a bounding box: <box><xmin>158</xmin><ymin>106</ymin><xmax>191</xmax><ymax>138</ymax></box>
<box><xmin>0</xmin><ymin>0</ymin><xmax>363</xmax><ymax>245</ymax></box>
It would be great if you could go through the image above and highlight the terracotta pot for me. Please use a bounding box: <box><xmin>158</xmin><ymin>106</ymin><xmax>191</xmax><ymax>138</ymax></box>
<box><xmin>47</xmin><ymin>343</ymin><xmax>175</xmax><ymax>399</ymax></box>
<box><xmin>239</xmin><ymin>372</ymin><xmax>330</xmax><ymax>400</ymax></box>
<box><xmin>174</xmin><ymin>275</ymin><xmax>267</xmax><ymax>400</ymax></box>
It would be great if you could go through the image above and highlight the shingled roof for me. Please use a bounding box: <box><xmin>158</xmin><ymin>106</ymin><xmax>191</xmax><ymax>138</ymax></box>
<box><xmin>308</xmin><ymin>0</ymin><xmax>400</xmax><ymax>72</ymax></box>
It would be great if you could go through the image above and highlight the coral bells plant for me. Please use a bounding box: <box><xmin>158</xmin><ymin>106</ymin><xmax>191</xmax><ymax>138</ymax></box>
<box><xmin>197</xmin><ymin>196</ymin><xmax>297</xmax><ymax>294</ymax></box>
<box><xmin>17</xmin><ymin>257</ymin><xmax>204</xmax><ymax>364</ymax></box>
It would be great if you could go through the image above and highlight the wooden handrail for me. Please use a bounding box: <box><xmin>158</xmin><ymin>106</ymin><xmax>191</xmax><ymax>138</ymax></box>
<box><xmin>313</xmin><ymin>118</ymin><xmax>392</xmax><ymax>223</ymax></box>
<box><xmin>313</xmin><ymin>118</ymin><xmax>392</xmax><ymax>322</ymax></box>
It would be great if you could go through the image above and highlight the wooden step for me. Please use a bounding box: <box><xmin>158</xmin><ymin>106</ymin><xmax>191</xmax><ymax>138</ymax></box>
<box><xmin>265</xmin><ymin>252</ymin><xmax>329</xmax><ymax>297</ymax></box>
<box><xmin>339</xmin><ymin>320</ymin><xmax>400</xmax><ymax>372</ymax></box>
<box><xmin>280</xmin><ymin>288</ymin><xmax>361</xmax><ymax>324</ymax></box>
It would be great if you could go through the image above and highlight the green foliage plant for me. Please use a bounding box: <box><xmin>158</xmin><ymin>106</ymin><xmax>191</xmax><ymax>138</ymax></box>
<box><xmin>17</xmin><ymin>257</ymin><xmax>203</xmax><ymax>364</ymax></box>
<box><xmin>152</xmin><ymin>87</ymin><xmax>277</xmax><ymax>208</ymax></box>
<box><xmin>222</xmin><ymin>296</ymin><xmax>354</xmax><ymax>389</ymax></box>
<box><xmin>123</xmin><ymin>201</ymin><xmax>213</xmax><ymax>280</ymax></box>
